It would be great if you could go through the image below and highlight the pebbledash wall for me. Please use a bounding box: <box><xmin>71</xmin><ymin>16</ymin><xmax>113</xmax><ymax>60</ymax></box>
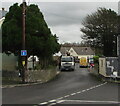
<box><xmin>2</xmin><ymin>53</ymin><xmax>19</xmax><ymax>80</ymax></box>
<box><xmin>2</xmin><ymin>53</ymin><xmax>17</xmax><ymax>72</ymax></box>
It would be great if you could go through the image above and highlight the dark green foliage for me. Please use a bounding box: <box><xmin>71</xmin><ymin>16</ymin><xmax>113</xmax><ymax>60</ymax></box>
<box><xmin>2</xmin><ymin>3</ymin><xmax>60</xmax><ymax>68</ymax></box>
<box><xmin>81</xmin><ymin>8</ymin><xmax>118</xmax><ymax>57</ymax></box>
<box><xmin>93</xmin><ymin>56</ymin><xmax>99</xmax><ymax>63</ymax></box>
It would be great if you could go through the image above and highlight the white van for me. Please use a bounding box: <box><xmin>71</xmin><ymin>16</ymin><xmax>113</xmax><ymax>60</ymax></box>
<box><xmin>60</xmin><ymin>56</ymin><xmax>75</xmax><ymax>71</ymax></box>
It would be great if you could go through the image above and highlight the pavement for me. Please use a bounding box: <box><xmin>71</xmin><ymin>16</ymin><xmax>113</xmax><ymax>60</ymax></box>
<box><xmin>2</xmin><ymin>63</ymin><xmax>120</xmax><ymax>105</ymax></box>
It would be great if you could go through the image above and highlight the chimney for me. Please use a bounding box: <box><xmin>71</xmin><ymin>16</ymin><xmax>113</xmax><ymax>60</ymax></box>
<box><xmin>85</xmin><ymin>48</ymin><xmax>87</xmax><ymax>52</ymax></box>
<box><xmin>2</xmin><ymin>8</ymin><xmax>5</xmax><ymax>11</ymax></box>
<box><xmin>2</xmin><ymin>8</ymin><xmax>6</xmax><ymax>18</ymax></box>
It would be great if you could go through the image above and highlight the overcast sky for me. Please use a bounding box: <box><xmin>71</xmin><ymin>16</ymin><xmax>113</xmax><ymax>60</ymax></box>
<box><xmin>1</xmin><ymin>0</ymin><xmax>119</xmax><ymax>44</ymax></box>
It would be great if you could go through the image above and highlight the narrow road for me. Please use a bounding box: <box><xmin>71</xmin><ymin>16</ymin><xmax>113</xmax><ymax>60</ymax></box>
<box><xmin>2</xmin><ymin>64</ymin><xmax>119</xmax><ymax>105</ymax></box>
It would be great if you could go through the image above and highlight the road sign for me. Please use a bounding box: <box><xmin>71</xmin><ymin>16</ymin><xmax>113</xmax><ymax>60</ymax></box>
<box><xmin>21</xmin><ymin>50</ymin><xmax>27</xmax><ymax>56</ymax></box>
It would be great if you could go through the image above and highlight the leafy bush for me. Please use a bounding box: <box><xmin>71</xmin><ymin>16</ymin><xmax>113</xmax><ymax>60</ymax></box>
<box><xmin>35</xmin><ymin>64</ymin><xmax>41</xmax><ymax>70</ymax></box>
<box><xmin>93</xmin><ymin>56</ymin><xmax>99</xmax><ymax>63</ymax></box>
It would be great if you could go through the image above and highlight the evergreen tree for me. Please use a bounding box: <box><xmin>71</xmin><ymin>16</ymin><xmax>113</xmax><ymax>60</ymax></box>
<box><xmin>81</xmin><ymin>8</ymin><xmax>119</xmax><ymax>56</ymax></box>
<box><xmin>2</xmin><ymin>3</ymin><xmax>60</xmax><ymax>68</ymax></box>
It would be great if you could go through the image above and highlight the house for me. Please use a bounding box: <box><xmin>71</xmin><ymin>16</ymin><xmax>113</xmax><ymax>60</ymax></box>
<box><xmin>71</xmin><ymin>47</ymin><xmax>95</xmax><ymax>59</ymax></box>
<box><xmin>60</xmin><ymin>46</ymin><xmax>71</xmax><ymax>55</ymax></box>
<box><xmin>60</xmin><ymin>46</ymin><xmax>95</xmax><ymax>59</ymax></box>
<box><xmin>0</xmin><ymin>8</ymin><xmax>7</xmax><ymax>28</ymax></box>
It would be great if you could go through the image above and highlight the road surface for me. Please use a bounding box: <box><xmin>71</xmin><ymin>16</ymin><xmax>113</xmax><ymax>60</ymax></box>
<box><xmin>2</xmin><ymin>64</ymin><xmax>120</xmax><ymax>106</ymax></box>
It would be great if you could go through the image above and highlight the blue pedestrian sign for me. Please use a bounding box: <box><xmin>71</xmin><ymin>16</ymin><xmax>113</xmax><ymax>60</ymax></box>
<box><xmin>21</xmin><ymin>50</ymin><xmax>27</xmax><ymax>56</ymax></box>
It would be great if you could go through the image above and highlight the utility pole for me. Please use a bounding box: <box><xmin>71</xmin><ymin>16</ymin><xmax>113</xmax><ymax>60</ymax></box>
<box><xmin>118</xmin><ymin>1</ymin><xmax>120</xmax><ymax>76</ymax></box>
<box><xmin>22</xmin><ymin>0</ymin><xmax>26</xmax><ymax>83</ymax></box>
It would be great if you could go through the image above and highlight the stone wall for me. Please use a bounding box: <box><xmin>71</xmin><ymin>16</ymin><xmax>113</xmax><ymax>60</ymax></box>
<box><xmin>26</xmin><ymin>68</ymin><xmax>58</xmax><ymax>83</ymax></box>
<box><xmin>2</xmin><ymin>67</ymin><xmax>59</xmax><ymax>84</ymax></box>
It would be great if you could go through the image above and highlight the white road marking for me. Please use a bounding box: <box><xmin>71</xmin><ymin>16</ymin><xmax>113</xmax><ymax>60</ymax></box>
<box><xmin>64</xmin><ymin>95</ymin><xmax>70</xmax><ymax>98</ymax></box>
<box><xmin>56</xmin><ymin>97</ymin><xmax>64</xmax><ymax>100</ymax></box>
<box><xmin>76</xmin><ymin>91</ymin><xmax>82</xmax><ymax>94</ymax></box>
<box><xmin>48</xmin><ymin>103</ymin><xmax>57</xmax><ymax>106</ymax></box>
<box><xmin>48</xmin><ymin>100</ymin><xmax>56</xmax><ymax>103</ymax></box>
<box><xmin>81</xmin><ymin>90</ymin><xmax>86</xmax><ymax>92</ymax></box>
<box><xmin>61</xmin><ymin>100</ymin><xmax>120</xmax><ymax>104</ymax></box>
<box><xmin>71</xmin><ymin>93</ymin><xmax>76</xmax><ymax>96</ymax></box>
<box><xmin>86</xmin><ymin>88</ymin><xmax>90</xmax><ymax>91</ymax></box>
<box><xmin>39</xmin><ymin>82</ymin><xmax>107</xmax><ymax>105</ymax></box>
<box><xmin>56</xmin><ymin>100</ymin><xmax>65</xmax><ymax>103</ymax></box>
<box><xmin>39</xmin><ymin>102</ymin><xmax>48</xmax><ymax>105</ymax></box>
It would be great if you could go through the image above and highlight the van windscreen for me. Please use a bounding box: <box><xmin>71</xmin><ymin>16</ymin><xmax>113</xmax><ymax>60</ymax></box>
<box><xmin>61</xmin><ymin>57</ymin><xmax>73</xmax><ymax>62</ymax></box>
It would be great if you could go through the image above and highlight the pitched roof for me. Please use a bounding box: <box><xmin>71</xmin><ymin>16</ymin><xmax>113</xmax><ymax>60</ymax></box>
<box><xmin>60</xmin><ymin>46</ymin><xmax>95</xmax><ymax>55</ymax></box>
<box><xmin>72</xmin><ymin>47</ymin><xmax>95</xmax><ymax>55</ymax></box>
<box><xmin>60</xmin><ymin>46</ymin><xmax>71</xmax><ymax>55</ymax></box>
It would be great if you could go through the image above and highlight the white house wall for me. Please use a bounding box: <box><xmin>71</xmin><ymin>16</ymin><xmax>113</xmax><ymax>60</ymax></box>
<box><xmin>78</xmin><ymin>55</ymin><xmax>94</xmax><ymax>59</ymax></box>
<box><xmin>0</xmin><ymin>17</ymin><xmax>5</xmax><ymax>28</ymax></box>
<box><xmin>69</xmin><ymin>48</ymin><xmax>78</xmax><ymax>57</ymax></box>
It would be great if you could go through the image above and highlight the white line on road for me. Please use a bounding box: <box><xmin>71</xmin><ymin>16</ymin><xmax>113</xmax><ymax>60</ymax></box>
<box><xmin>57</xmin><ymin>97</ymin><xmax>64</xmax><ymax>100</ymax></box>
<box><xmin>76</xmin><ymin>91</ymin><xmax>82</xmax><ymax>94</ymax></box>
<box><xmin>64</xmin><ymin>95</ymin><xmax>70</xmax><ymax>98</ymax></box>
<box><xmin>39</xmin><ymin>102</ymin><xmax>48</xmax><ymax>105</ymax></box>
<box><xmin>39</xmin><ymin>82</ymin><xmax>108</xmax><ymax>105</ymax></box>
<box><xmin>70</xmin><ymin>93</ymin><xmax>76</xmax><ymax>96</ymax></box>
<box><xmin>47</xmin><ymin>103</ymin><xmax>57</xmax><ymax>106</ymax></box>
<box><xmin>48</xmin><ymin>100</ymin><xmax>57</xmax><ymax>103</ymax></box>
<box><xmin>56</xmin><ymin>100</ymin><xmax>65</xmax><ymax>104</ymax></box>
<box><xmin>61</xmin><ymin>99</ymin><xmax>120</xmax><ymax>104</ymax></box>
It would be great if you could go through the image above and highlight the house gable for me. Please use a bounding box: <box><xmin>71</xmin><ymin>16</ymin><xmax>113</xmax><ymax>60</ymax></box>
<box><xmin>73</xmin><ymin>47</ymin><xmax>95</xmax><ymax>55</ymax></box>
<box><xmin>69</xmin><ymin>47</ymin><xmax>78</xmax><ymax>56</ymax></box>
<box><xmin>60</xmin><ymin>47</ymin><xmax>71</xmax><ymax>56</ymax></box>
<box><xmin>60</xmin><ymin>46</ymin><xmax>95</xmax><ymax>57</ymax></box>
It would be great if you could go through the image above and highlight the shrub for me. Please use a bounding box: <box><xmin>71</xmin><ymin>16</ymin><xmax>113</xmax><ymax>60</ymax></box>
<box><xmin>93</xmin><ymin>56</ymin><xmax>99</xmax><ymax>63</ymax></box>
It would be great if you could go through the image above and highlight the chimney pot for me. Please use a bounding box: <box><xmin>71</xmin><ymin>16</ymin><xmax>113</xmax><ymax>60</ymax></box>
<box><xmin>2</xmin><ymin>8</ymin><xmax>5</xmax><ymax>11</ymax></box>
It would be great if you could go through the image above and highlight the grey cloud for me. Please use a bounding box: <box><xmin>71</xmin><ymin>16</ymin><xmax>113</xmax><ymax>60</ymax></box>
<box><xmin>2</xmin><ymin>2</ymin><xmax>118</xmax><ymax>43</ymax></box>
<box><xmin>36</xmin><ymin>2</ymin><xmax>118</xmax><ymax>27</ymax></box>
<box><xmin>50</xmin><ymin>24</ymin><xmax>83</xmax><ymax>43</ymax></box>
